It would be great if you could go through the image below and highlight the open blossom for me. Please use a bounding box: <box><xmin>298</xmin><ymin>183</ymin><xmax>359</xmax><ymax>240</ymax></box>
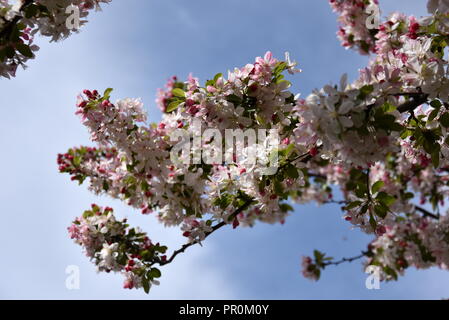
<box><xmin>181</xmin><ymin>217</ymin><xmax>213</xmax><ymax>243</ymax></box>
<box><xmin>97</xmin><ymin>243</ymin><xmax>120</xmax><ymax>271</ymax></box>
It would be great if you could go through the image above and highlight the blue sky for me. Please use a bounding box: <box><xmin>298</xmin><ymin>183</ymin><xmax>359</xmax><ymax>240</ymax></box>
<box><xmin>1</xmin><ymin>0</ymin><xmax>448</xmax><ymax>299</ymax></box>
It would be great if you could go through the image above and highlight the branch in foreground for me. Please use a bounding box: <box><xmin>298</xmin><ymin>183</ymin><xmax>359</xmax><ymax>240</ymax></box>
<box><xmin>157</xmin><ymin>198</ymin><xmax>254</xmax><ymax>266</ymax></box>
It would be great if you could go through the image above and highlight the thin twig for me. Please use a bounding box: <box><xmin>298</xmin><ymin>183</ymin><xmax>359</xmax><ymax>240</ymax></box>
<box><xmin>323</xmin><ymin>252</ymin><xmax>366</xmax><ymax>267</ymax></box>
<box><xmin>323</xmin><ymin>200</ymin><xmax>347</xmax><ymax>205</ymax></box>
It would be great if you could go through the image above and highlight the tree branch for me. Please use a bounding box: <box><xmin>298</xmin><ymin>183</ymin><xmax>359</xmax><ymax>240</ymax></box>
<box><xmin>397</xmin><ymin>93</ymin><xmax>429</xmax><ymax>113</ymax></box>
<box><xmin>415</xmin><ymin>205</ymin><xmax>439</xmax><ymax>220</ymax></box>
<box><xmin>323</xmin><ymin>252</ymin><xmax>366</xmax><ymax>267</ymax></box>
<box><xmin>157</xmin><ymin>197</ymin><xmax>254</xmax><ymax>266</ymax></box>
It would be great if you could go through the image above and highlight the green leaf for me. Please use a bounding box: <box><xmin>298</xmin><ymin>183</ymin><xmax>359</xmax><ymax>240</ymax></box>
<box><xmin>371</xmin><ymin>181</ymin><xmax>384</xmax><ymax>194</ymax></box>
<box><xmin>226</xmin><ymin>94</ymin><xmax>242</xmax><ymax>105</ymax></box>
<box><xmin>382</xmin><ymin>102</ymin><xmax>396</xmax><ymax>113</ymax></box>
<box><xmin>360</xmin><ymin>203</ymin><xmax>369</xmax><ymax>214</ymax></box>
<box><xmin>255</xmin><ymin>114</ymin><xmax>266</xmax><ymax>125</ymax></box>
<box><xmin>213</xmin><ymin>73</ymin><xmax>223</xmax><ymax>83</ymax></box>
<box><xmin>374</xmin><ymin>205</ymin><xmax>388</xmax><ymax>219</ymax></box>
<box><xmin>166</xmin><ymin>100</ymin><xmax>182</xmax><ymax>112</ymax></box>
<box><xmin>284</xmin><ymin>144</ymin><xmax>295</xmax><ymax>157</ymax></box>
<box><xmin>276</xmin><ymin>79</ymin><xmax>291</xmax><ymax>87</ymax></box>
<box><xmin>358</xmin><ymin>84</ymin><xmax>374</xmax><ymax>100</ymax></box>
<box><xmin>272</xmin><ymin>62</ymin><xmax>287</xmax><ymax>78</ymax></box>
<box><xmin>345</xmin><ymin>201</ymin><xmax>363</xmax><ymax>210</ymax></box>
<box><xmin>0</xmin><ymin>48</ymin><xmax>6</xmax><ymax>63</ymax></box>
<box><xmin>375</xmin><ymin>114</ymin><xmax>401</xmax><ymax>131</ymax></box>
<box><xmin>24</xmin><ymin>4</ymin><xmax>38</xmax><ymax>19</ymax></box>
<box><xmin>285</xmin><ymin>164</ymin><xmax>299</xmax><ymax>179</ymax></box>
<box><xmin>17</xmin><ymin>23</ymin><xmax>26</xmax><ymax>31</ymax></box>
<box><xmin>383</xmin><ymin>266</ymin><xmax>398</xmax><ymax>280</ymax></box>
<box><xmin>430</xmin><ymin>100</ymin><xmax>442</xmax><ymax>109</ymax></box>
<box><xmin>142</xmin><ymin>278</ymin><xmax>150</xmax><ymax>294</ymax></box>
<box><xmin>403</xmin><ymin>192</ymin><xmax>414</xmax><ymax>200</ymax></box>
<box><xmin>422</xmin><ymin>137</ymin><xmax>435</xmax><ymax>154</ymax></box>
<box><xmin>213</xmin><ymin>193</ymin><xmax>233</xmax><ymax>210</ymax></box>
<box><xmin>172</xmin><ymin>88</ymin><xmax>186</xmax><ymax>98</ymax></box>
<box><xmin>440</xmin><ymin>112</ymin><xmax>449</xmax><ymax>128</ymax></box>
<box><xmin>376</xmin><ymin>192</ymin><xmax>396</xmax><ymax>206</ymax></box>
<box><xmin>369</xmin><ymin>213</ymin><xmax>377</xmax><ymax>230</ymax></box>
<box><xmin>5</xmin><ymin>46</ymin><xmax>15</xmax><ymax>58</ymax></box>
<box><xmin>103</xmin><ymin>88</ymin><xmax>113</xmax><ymax>100</ymax></box>
<box><xmin>9</xmin><ymin>25</ymin><xmax>20</xmax><ymax>42</ymax></box>
<box><xmin>428</xmin><ymin>108</ymin><xmax>440</xmax><ymax>122</ymax></box>
<box><xmin>401</xmin><ymin>129</ymin><xmax>413</xmax><ymax>139</ymax></box>
<box><xmin>117</xmin><ymin>253</ymin><xmax>127</xmax><ymax>266</ymax></box>
<box><xmin>73</xmin><ymin>156</ymin><xmax>81</xmax><ymax>167</ymax></box>
<box><xmin>273</xmin><ymin>180</ymin><xmax>284</xmax><ymax>195</ymax></box>
<box><xmin>431</xmin><ymin>149</ymin><xmax>440</xmax><ymax>168</ymax></box>
<box><xmin>279</xmin><ymin>203</ymin><xmax>294</xmax><ymax>213</ymax></box>
<box><xmin>16</xmin><ymin>43</ymin><xmax>33</xmax><ymax>58</ymax></box>
<box><xmin>313</xmin><ymin>250</ymin><xmax>325</xmax><ymax>264</ymax></box>
<box><xmin>149</xmin><ymin>268</ymin><xmax>162</xmax><ymax>279</ymax></box>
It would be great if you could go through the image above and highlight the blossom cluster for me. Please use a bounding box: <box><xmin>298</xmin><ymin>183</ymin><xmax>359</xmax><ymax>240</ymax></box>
<box><xmin>329</xmin><ymin>0</ymin><xmax>380</xmax><ymax>54</ymax></box>
<box><xmin>299</xmin><ymin>0</ymin><xmax>449</xmax><ymax>281</ymax></box>
<box><xmin>364</xmin><ymin>214</ymin><xmax>449</xmax><ymax>280</ymax></box>
<box><xmin>68</xmin><ymin>204</ymin><xmax>165</xmax><ymax>292</ymax></box>
<box><xmin>0</xmin><ymin>0</ymin><xmax>110</xmax><ymax>78</ymax></box>
<box><xmin>62</xmin><ymin>52</ymin><xmax>305</xmax><ymax>229</ymax></box>
<box><xmin>61</xmin><ymin>0</ymin><xmax>449</xmax><ymax>291</ymax></box>
<box><xmin>61</xmin><ymin>52</ymin><xmax>308</xmax><ymax>291</ymax></box>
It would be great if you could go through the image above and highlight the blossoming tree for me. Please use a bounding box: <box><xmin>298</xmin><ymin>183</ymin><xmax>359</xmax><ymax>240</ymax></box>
<box><xmin>58</xmin><ymin>0</ymin><xmax>449</xmax><ymax>292</ymax></box>
<box><xmin>0</xmin><ymin>0</ymin><xmax>110</xmax><ymax>78</ymax></box>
